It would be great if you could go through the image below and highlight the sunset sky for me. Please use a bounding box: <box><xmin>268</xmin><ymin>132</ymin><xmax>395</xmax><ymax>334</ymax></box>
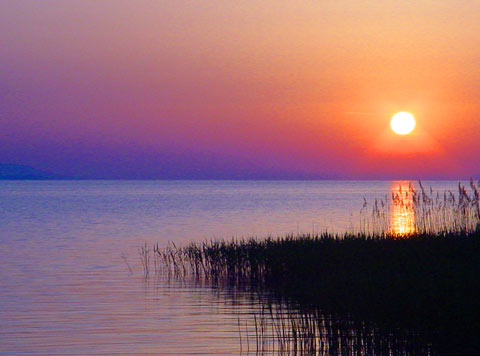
<box><xmin>1</xmin><ymin>1</ymin><xmax>479</xmax><ymax>179</ymax></box>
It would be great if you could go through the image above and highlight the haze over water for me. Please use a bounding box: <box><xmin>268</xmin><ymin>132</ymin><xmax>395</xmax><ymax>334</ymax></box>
<box><xmin>0</xmin><ymin>180</ymin><xmax>464</xmax><ymax>355</ymax></box>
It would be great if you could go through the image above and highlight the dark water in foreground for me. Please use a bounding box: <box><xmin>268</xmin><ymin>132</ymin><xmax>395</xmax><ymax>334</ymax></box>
<box><xmin>0</xmin><ymin>180</ymin><xmax>466</xmax><ymax>355</ymax></box>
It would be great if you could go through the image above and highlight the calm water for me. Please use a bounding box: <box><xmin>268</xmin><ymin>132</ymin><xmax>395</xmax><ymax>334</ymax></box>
<box><xmin>0</xmin><ymin>180</ymin><xmax>464</xmax><ymax>355</ymax></box>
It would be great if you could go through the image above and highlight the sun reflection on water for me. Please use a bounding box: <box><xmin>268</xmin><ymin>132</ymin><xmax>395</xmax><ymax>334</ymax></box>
<box><xmin>390</xmin><ymin>182</ymin><xmax>416</xmax><ymax>236</ymax></box>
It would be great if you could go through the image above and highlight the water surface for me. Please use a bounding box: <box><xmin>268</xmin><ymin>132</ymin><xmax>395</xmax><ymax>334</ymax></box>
<box><xmin>0</xmin><ymin>180</ymin><xmax>463</xmax><ymax>355</ymax></box>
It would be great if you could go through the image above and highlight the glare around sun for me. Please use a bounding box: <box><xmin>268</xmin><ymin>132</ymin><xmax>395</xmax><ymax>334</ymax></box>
<box><xmin>390</xmin><ymin>112</ymin><xmax>416</xmax><ymax>135</ymax></box>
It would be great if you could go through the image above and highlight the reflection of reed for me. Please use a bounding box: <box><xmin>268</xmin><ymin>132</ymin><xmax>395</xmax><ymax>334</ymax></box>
<box><xmin>390</xmin><ymin>182</ymin><xmax>416</xmax><ymax>235</ymax></box>
<box><xmin>236</xmin><ymin>301</ymin><xmax>431</xmax><ymax>356</ymax></box>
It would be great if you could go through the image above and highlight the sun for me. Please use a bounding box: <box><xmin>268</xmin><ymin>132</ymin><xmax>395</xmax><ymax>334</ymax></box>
<box><xmin>390</xmin><ymin>112</ymin><xmax>416</xmax><ymax>135</ymax></box>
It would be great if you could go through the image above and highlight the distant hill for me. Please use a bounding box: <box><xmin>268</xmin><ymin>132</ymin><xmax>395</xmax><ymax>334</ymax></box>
<box><xmin>0</xmin><ymin>164</ymin><xmax>69</xmax><ymax>180</ymax></box>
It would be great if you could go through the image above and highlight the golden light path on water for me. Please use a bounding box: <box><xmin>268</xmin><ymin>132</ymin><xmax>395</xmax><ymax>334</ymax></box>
<box><xmin>390</xmin><ymin>181</ymin><xmax>416</xmax><ymax>235</ymax></box>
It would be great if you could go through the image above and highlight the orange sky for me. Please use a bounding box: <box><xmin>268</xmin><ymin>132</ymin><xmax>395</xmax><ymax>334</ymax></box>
<box><xmin>0</xmin><ymin>1</ymin><xmax>479</xmax><ymax>178</ymax></box>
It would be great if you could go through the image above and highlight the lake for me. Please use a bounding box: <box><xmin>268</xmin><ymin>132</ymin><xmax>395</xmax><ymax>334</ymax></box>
<box><xmin>0</xmin><ymin>180</ymin><xmax>464</xmax><ymax>355</ymax></box>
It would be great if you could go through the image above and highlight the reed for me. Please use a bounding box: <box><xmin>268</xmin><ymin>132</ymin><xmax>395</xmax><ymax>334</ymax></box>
<box><xmin>361</xmin><ymin>179</ymin><xmax>480</xmax><ymax>235</ymax></box>
<box><xmin>138</xmin><ymin>243</ymin><xmax>150</xmax><ymax>276</ymax></box>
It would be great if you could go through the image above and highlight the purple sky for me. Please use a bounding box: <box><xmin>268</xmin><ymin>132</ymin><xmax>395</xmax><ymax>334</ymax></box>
<box><xmin>1</xmin><ymin>1</ymin><xmax>480</xmax><ymax>179</ymax></box>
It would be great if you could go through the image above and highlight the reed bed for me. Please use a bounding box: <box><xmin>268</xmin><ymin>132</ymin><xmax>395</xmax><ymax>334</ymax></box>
<box><xmin>141</xmin><ymin>181</ymin><xmax>480</xmax><ymax>354</ymax></box>
<box><xmin>143</xmin><ymin>181</ymin><xmax>480</xmax><ymax>279</ymax></box>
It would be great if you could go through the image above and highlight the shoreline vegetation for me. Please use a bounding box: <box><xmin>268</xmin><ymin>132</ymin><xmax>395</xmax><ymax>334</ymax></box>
<box><xmin>141</xmin><ymin>181</ymin><xmax>480</xmax><ymax>354</ymax></box>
